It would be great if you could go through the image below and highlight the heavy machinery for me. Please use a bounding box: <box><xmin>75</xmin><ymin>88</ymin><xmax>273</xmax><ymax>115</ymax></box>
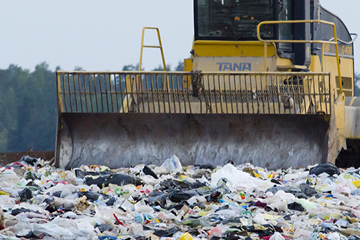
<box><xmin>55</xmin><ymin>0</ymin><xmax>359</xmax><ymax>170</ymax></box>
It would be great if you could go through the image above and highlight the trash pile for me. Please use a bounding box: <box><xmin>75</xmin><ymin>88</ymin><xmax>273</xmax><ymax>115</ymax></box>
<box><xmin>1</xmin><ymin>155</ymin><xmax>360</xmax><ymax>239</ymax></box>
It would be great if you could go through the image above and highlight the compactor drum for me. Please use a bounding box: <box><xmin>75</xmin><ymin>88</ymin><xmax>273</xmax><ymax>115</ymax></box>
<box><xmin>55</xmin><ymin>0</ymin><xmax>356</xmax><ymax>169</ymax></box>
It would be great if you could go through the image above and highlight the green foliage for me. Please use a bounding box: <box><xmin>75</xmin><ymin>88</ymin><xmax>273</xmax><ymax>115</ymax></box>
<box><xmin>0</xmin><ymin>63</ymin><xmax>57</xmax><ymax>152</ymax></box>
<box><xmin>122</xmin><ymin>64</ymin><xmax>143</xmax><ymax>71</ymax></box>
<box><xmin>355</xmin><ymin>73</ymin><xmax>360</xmax><ymax>96</ymax></box>
<box><xmin>122</xmin><ymin>62</ymin><xmax>183</xmax><ymax>72</ymax></box>
<box><xmin>122</xmin><ymin>64</ymin><xmax>137</xmax><ymax>71</ymax></box>
<box><xmin>152</xmin><ymin>64</ymin><xmax>172</xmax><ymax>71</ymax></box>
<box><xmin>175</xmin><ymin>61</ymin><xmax>184</xmax><ymax>71</ymax></box>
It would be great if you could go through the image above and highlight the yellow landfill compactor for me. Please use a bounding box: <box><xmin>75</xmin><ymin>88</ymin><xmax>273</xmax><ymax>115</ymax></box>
<box><xmin>55</xmin><ymin>0</ymin><xmax>359</xmax><ymax>170</ymax></box>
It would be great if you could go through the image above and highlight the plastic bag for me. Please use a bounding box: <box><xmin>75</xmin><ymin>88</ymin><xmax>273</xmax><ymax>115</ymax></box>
<box><xmin>85</xmin><ymin>173</ymin><xmax>142</xmax><ymax>188</ymax></box>
<box><xmin>168</xmin><ymin>190</ymin><xmax>196</xmax><ymax>203</ymax></box>
<box><xmin>209</xmin><ymin>225</ymin><xmax>227</xmax><ymax>237</ymax></box>
<box><xmin>211</xmin><ymin>163</ymin><xmax>273</xmax><ymax>191</ymax></box>
<box><xmin>143</xmin><ymin>166</ymin><xmax>158</xmax><ymax>179</ymax></box>
<box><xmin>309</xmin><ymin>163</ymin><xmax>340</xmax><ymax>176</ymax></box>
<box><xmin>18</xmin><ymin>188</ymin><xmax>33</xmax><ymax>202</ymax></box>
<box><xmin>299</xmin><ymin>183</ymin><xmax>318</xmax><ymax>197</ymax></box>
<box><xmin>19</xmin><ymin>155</ymin><xmax>38</xmax><ymax>166</ymax></box>
<box><xmin>179</xmin><ymin>232</ymin><xmax>193</xmax><ymax>240</ymax></box>
<box><xmin>161</xmin><ymin>155</ymin><xmax>182</xmax><ymax>173</ymax></box>
<box><xmin>269</xmin><ymin>232</ymin><xmax>285</xmax><ymax>240</ymax></box>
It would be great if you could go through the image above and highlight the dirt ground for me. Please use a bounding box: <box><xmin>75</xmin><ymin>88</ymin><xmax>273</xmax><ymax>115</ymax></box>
<box><xmin>0</xmin><ymin>151</ymin><xmax>54</xmax><ymax>166</ymax></box>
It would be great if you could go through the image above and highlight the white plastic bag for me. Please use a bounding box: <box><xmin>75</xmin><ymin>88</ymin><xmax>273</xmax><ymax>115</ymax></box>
<box><xmin>161</xmin><ymin>155</ymin><xmax>182</xmax><ymax>173</ymax></box>
<box><xmin>269</xmin><ymin>232</ymin><xmax>285</xmax><ymax>240</ymax></box>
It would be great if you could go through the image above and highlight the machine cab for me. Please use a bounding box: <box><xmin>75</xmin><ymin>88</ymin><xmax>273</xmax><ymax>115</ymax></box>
<box><xmin>190</xmin><ymin>0</ymin><xmax>355</xmax><ymax>96</ymax></box>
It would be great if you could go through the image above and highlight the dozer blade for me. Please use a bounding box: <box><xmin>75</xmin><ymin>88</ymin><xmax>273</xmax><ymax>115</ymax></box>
<box><xmin>55</xmin><ymin>71</ymin><xmax>334</xmax><ymax>170</ymax></box>
<box><xmin>57</xmin><ymin>113</ymin><xmax>329</xmax><ymax>170</ymax></box>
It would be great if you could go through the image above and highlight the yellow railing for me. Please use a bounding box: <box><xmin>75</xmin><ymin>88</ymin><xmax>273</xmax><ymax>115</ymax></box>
<box><xmin>257</xmin><ymin>20</ymin><xmax>343</xmax><ymax>94</ymax></box>
<box><xmin>139</xmin><ymin>27</ymin><xmax>167</xmax><ymax>72</ymax></box>
<box><xmin>139</xmin><ymin>27</ymin><xmax>170</xmax><ymax>91</ymax></box>
<box><xmin>56</xmin><ymin>71</ymin><xmax>331</xmax><ymax>115</ymax></box>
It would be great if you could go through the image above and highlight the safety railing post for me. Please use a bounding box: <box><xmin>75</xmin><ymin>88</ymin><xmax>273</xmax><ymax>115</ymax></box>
<box><xmin>56</xmin><ymin>72</ymin><xmax>64</xmax><ymax>113</ymax></box>
<box><xmin>257</xmin><ymin>20</ymin><xmax>343</xmax><ymax>95</ymax></box>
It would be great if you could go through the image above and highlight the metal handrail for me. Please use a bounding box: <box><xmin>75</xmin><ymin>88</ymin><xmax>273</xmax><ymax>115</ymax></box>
<box><xmin>56</xmin><ymin>70</ymin><xmax>329</xmax><ymax>75</ymax></box>
<box><xmin>56</xmin><ymin>71</ymin><xmax>331</xmax><ymax>115</ymax></box>
<box><xmin>329</xmin><ymin>33</ymin><xmax>358</xmax><ymax>45</ymax></box>
<box><xmin>139</xmin><ymin>27</ymin><xmax>169</xmax><ymax>91</ymax></box>
<box><xmin>257</xmin><ymin>20</ymin><xmax>343</xmax><ymax>94</ymax></box>
<box><xmin>139</xmin><ymin>27</ymin><xmax>167</xmax><ymax>72</ymax></box>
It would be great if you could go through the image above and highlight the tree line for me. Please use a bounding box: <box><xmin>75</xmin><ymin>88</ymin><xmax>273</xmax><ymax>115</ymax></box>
<box><xmin>0</xmin><ymin>62</ymin><xmax>183</xmax><ymax>153</ymax></box>
<box><xmin>0</xmin><ymin>63</ymin><xmax>57</xmax><ymax>153</ymax></box>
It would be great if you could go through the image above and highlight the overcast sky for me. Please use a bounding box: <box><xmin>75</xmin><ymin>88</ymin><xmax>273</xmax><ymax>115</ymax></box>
<box><xmin>0</xmin><ymin>0</ymin><xmax>359</xmax><ymax>72</ymax></box>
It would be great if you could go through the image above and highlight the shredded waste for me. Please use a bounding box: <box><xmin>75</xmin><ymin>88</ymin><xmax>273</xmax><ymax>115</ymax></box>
<box><xmin>1</xmin><ymin>155</ymin><xmax>360</xmax><ymax>239</ymax></box>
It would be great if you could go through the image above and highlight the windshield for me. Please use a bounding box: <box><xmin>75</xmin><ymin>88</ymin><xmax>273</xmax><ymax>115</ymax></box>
<box><xmin>195</xmin><ymin>0</ymin><xmax>274</xmax><ymax>40</ymax></box>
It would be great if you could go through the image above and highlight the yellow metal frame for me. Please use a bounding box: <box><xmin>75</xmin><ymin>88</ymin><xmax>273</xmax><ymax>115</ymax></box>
<box><xmin>139</xmin><ymin>27</ymin><xmax>167</xmax><ymax>72</ymax></box>
<box><xmin>192</xmin><ymin>40</ymin><xmax>276</xmax><ymax>58</ymax></box>
<box><xmin>56</xmin><ymin>73</ymin><xmax>64</xmax><ymax>113</ymax></box>
<box><xmin>257</xmin><ymin>20</ymin><xmax>343</xmax><ymax>94</ymax></box>
<box><xmin>56</xmin><ymin>71</ymin><xmax>331</xmax><ymax>115</ymax></box>
<box><xmin>139</xmin><ymin>27</ymin><xmax>170</xmax><ymax>90</ymax></box>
